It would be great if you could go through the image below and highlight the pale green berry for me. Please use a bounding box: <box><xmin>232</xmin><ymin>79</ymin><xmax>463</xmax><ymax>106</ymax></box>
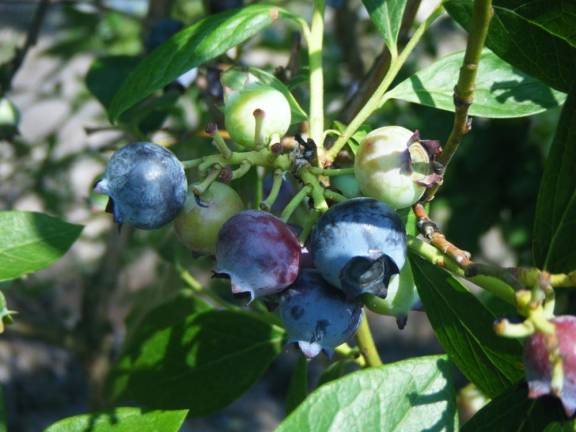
<box><xmin>224</xmin><ymin>84</ymin><xmax>291</xmax><ymax>148</ymax></box>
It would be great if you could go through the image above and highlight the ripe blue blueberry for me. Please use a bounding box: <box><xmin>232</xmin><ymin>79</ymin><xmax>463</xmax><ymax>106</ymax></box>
<box><xmin>310</xmin><ymin>197</ymin><xmax>406</xmax><ymax>299</ymax></box>
<box><xmin>279</xmin><ymin>269</ymin><xmax>362</xmax><ymax>358</ymax></box>
<box><xmin>215</xmin><ymin>210</ymin><xmax>300</xmax><ymax>301</ymax></box>
<box><xmin>94</xmin><ymin>142</ymin><xmax>187</xmax><ymax>229</ymax></box>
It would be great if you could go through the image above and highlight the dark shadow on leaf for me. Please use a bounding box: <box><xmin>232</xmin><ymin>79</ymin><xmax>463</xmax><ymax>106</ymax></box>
<box><xmin>407</xmin><ymin>358</ymin><xmax>456</xmax><ymax>432</ymax></box>
<box><xmin>490</xmin><ymin>73</ymin><xmax>560</xmax><ymax>109</ymax></box>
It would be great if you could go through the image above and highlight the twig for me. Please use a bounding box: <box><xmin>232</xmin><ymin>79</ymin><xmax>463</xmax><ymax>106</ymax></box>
<box><xmin>413</xmin><ymin>203</ymin><xmax>471</xmax><ymax>266</ymax></box>
<box><xmin>425</xmin><ymin>0</ymin><xmax>493</xmax><ymax>201</ymax></box>
<box><xmin>1</xmin><ymin>0</ymin><xmax>51</xmax><ymax>95</ymax></box>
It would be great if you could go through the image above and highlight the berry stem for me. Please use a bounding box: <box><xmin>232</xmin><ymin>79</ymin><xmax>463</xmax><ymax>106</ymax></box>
<box><xmin>324</xmin><ymin>5</ymin><xmax>443</xmax><ymax>163</ymax></box>
<box><xmin>425</xmin><ymin>0</ymin><xmax>494</xmax><ymax>201</ymax></box>
<box><xmin>192</xmin><ymin>168</ymin><xmax>221</xmax><ymax>195</ymax></box>
<box><xmin>231</xmin><ymin>160</ymin><xmax>252</xmax><ymax>180</ymax></box>
<box><xmin>308</xmin><ymin>166</ymin><xmax>355</xmax><ymax>176</ymax></box>
<box><xmin>323</xmin><ymin>189</ymin><xmax>347</xmax><ymax>203</ymax></box>
<box><xmin>355</xmin><ymin>310</ymin><xmax>383</xmax><ymax>368</ymax></box>
<box><xmin>260</xmin><ymin>169</ymin><xmax>284</xmax><ymax>211</ymax></box>
<box><xmin>334</xmin><ymin>343</ymin><xmax>366</xmax><ymax>367</ymax></box>
<box><xmin>207</xmin><ymin>124</ymin><xmax>233</xmax><ymax>159</ymax></box>
<box><xmin>177</xmin><ymin>263</ymin><xmax>239</xmax><ymax>310</ymax></box>
<box><xmin>299</xmin><ymin>167</ymin><xmax>329</xmax><ymax>211</ymax></box>
<box><xmin>308</xmin><ymin>0</ymin><xmax>325</xmax><ymax>154</ymax></box>
<box><xmin>298</xmin><ymin>210</ymin><xmax>319</xmax><ymax>244</ymax></box>
<box><xmin>281</xmin><ymin>185</ymin><xmax>311</xmax><ymax>222</ymax></box>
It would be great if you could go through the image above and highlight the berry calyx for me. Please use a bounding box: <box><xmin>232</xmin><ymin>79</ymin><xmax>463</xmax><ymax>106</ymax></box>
<box><xmin>310</xmin><ymin>197</ymin><xmax>407</xmax><ymax>299</ymax></box>
<box><xmin>174</xmin><ymin>182</ymin><xmax>244</xmax><ymax>254</ymax></box>
<box><xmin>94</xmin><ymin>142</ymin><xmax>187</xmax><ymax>229</ymax></box>
<box><xmin>215</xmin><ymin>210</ymin><xmax>300</xmax><ymax>300</ymax></box>
<box><xmin>354</xmin><ymin>126</ymin><xmax>442</xmax><ymax>209</ymax></box>
<box><xmin>224</xmin><ymin>83</ymin><xmax>291</xmax><ymax>149</ymax></box>
<box><xmin>524</xmin><ymin>315</ymin><xmax>576</xmax><ymax>416</ymax></box>
<box><xmin>279</xmin><ymin>269</ymin><xmax>362</xmax><ymax>358</ymax></box>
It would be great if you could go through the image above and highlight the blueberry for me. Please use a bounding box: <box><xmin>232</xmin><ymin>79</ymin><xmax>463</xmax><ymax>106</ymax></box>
<box><xmin>94</xmin><ymin>142</ymin><xmax>187</xmax><ymax>229</ymax></box>
<box><xmin>279</xmin><ymin>269</ymin><xmax>362</xmax><ymax>358</ymax></box>
<box><xmin>524</xmin><ymin>315</ymin><xmax>576</xmax><ymax>416</ymax></box>
<box><xmin>310</xmin><ymin>197</ymin><xmax>406</xmax><ymax>298</ymax></box>
<box><xmin>215</xmin><ymin>210</ymin><xmax>301</xmax><ymax>300</ymax></box>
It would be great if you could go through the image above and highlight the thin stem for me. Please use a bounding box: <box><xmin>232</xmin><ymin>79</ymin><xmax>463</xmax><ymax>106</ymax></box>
<box><xmin>260</xmin><ymin>169</ymin><xmax>284</xmax><ymax>210</ymax></box>
<box><xmin>324</xmin><ymin>189</ymin><xmax>347</xmax><ymax>203</ymax></box>
<box><xmin>334</xmin><ymin>343</ymin><xmax>366</xmax><ymax>367</ymax></box>
<box><xmin>426</xmin><ymin>0</ymin><xmax>493</xmax><ymax>200</ymax></box>
<box><xmin>281</xmin><ymin>185</ymin><xmax>311</xmax><ymax>222</ymax></box>
<box><xmin>325</xmin><ymin>6</ymin><xmax>443</xmax><ymax>162</ymax></box>
<box><xmin>231</xmin><ymin>160</ymin><xmax>252</xmax><ymax>180</ymax></box>
<box><xmin>178</xmin><ymin>265</ymin><xmax>238</xmax><ymax>310</ymax></box>
<box><xmin>1</xmin><ymin>0</ymin><xmax>50</xmax><ymax>94</ymax></box>
<box><xmin>207</xmin><ymin>124</ymin><xmax>232</xmax><ymax>159</ymax></box>
<box><xmin>355</xmin><ymin>310</ymin><xmax>383</xmax><ymax>367</ymax></box>
<box><xmin>298</xmin><ymin>210</ymin><xmax>319</xmax><ymax>244</ymax></box>
<box><xmin>308</xmin><ymin>166</ymin><xmax>355</xmax><ymax>176</ymax></box>
<box><xmin>192</xmin><ymin>168</ymin><xmax>221</xmax><ymax>195</ymax></box>
<box><xmin>309</xmin><ymin>0</ymin><xmax>325</xmax><ymax>152</ymax></box>
<box><xmin>300</xmin><ymin>167</ymin><xmax>329</xmax><ymax>211</ymax></box>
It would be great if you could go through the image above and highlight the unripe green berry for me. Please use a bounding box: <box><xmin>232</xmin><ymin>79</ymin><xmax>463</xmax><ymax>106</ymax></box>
<box><xmin>354</xmin><ymin>126</ymin><xmax>432</xmax><ymax>209</ymax></box>
<box><xmin>224</xmin><ymin>84</ymin><xmax>291</xmax><ymax>148</ymax></box>
<box><xmin>174</xmin><ymin>182</ymin><xmax>244</xmax><ymax>254</ymax></box>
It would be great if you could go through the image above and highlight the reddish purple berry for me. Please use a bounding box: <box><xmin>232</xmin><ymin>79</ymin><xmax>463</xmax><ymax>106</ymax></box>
<box><xmin>215</xmin><ymin>210</ymin><xmax>300</xmax><ymax>300</ymax></box>
<box><xmin>279</xmin><ymin>269</ymin><xmax>362</xmax><ymax>358</ymax></box>
<box><xmin>524</xmin><ymin>315</ymin><xmax>576</xmax><ymax>416</ymax></box>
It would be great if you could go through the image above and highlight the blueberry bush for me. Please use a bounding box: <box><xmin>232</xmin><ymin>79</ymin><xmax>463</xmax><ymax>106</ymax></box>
<box><xmin>1</xmin><ymin>0</ymin><xmax>575</xmax><ymax>430</ymax></box>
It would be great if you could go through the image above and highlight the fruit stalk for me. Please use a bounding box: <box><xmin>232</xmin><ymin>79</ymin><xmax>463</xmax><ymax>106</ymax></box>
<box><xmin>308</xmin><ymin>0</ymin><xmax>325</xmax><ymax>154</ymax></box>
<box><xmin>426</xmin><ymin>0</ymin><xmax>494</xmax><ymax>200</ymax></box>
<box><xmin>355</xmin><ymin>311</ymin><xmax>383</xmax><ymax>367</ymax></box>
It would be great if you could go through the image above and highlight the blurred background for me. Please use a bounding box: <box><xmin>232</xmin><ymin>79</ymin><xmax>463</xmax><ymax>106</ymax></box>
<box><xmin>0</xmin><ymin>0</ymin><xmax>561</xmax><ymax>430</ymax></box>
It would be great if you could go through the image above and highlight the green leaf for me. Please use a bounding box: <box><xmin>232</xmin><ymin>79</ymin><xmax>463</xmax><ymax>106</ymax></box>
<box><xmin>44</xmin><ymin>407</ymin><xmax>188</xmax><ymax>432</ymax></box>
<box><xmin>445</xmin><ymin>0</ymin><xmax>576</xmax><ymax>93</ymax></box>
<box><xmin>495</xmin><ymin>0</ymin><xmax>576</xmax><ymax>48</ymax></box>
<box><xmin>109</xmin><ymin>5</ymin><xmax>288</xmax><ymax>121</ymax></box>
<box><xmin>109</xmin><ymin>293</ymin><xmax>285</xmax><ymax>416</ymax></box>
<box><xmin>277</xmin><ymin>355</ymin><xmax>457</xmax><ymax>432</ymax></box>
<box><xmin>0</xmin><ymin>211</ymin><xmax>83</xmax><ymax>282</ymax></box>
<box><xmin>361</xmin><ymin>0</ymin><xmax>407</xmax><ymax>55</ymax></box>
<box><xmin>317</xmin><ymin>359</ymin><xmax>359</xmax><ymax>387</ymax></box>
<box><xmin>533</xmin><ymin>90</ymin><xmax>576</xmax><ymax>272</ymax></box>
<box><xmin>221</xmin><ymin>66</ymin><xmax>308</xmax><ymax>123</ymax></box>
<box><xmin>285</xmin><ymin>356</ymin><xmax>308</xmax><ymax>415</ymax></box>
<box><xmin>544</xmin><ymin>421</ymin><xmax>576</xmax><ymax>432</ymax></box>
<box><xmin>462</xmin><ymin>383</ymin><xmax>567</xmax><ymax>432</ymax></box>
<box><xmin>387</xmin><ymin>49</ymin><xmax>566</xmax><ymax>118</ymax></box>
<box><xmin>411</xmin><ymin>254</ymin><xmax>523</xmax><ymax>398</ymax></box>
<box><xmin>86</xmin><ymin>55</ymin><xmax>140</xmax><ymax>109</ymax></box>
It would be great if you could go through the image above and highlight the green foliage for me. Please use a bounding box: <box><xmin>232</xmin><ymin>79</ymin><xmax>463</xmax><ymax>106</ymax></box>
<box><xmin>361</xmin><ymin>0</ymin><xmax>407</xmax><ymax>56</ymax></box>
<box><xmin>109</xmin><ymin>5</ymin><xmax>294</xmax><ymax>120</ymax></box>
<box><xmin>277</xmin><ymin>355</ymin><xmax>457</xmax><ymax>432</ymax></box>
<box><xmin>462</xmin><ymin>383</ymin><xmax>567</xmax><ymax>432</ymax></box>
<box><xmin>0</xmin><ymin>211</ymin><xmax>83</xmax><ymax>282</ymax></box>
<box><xmin>445</xmin><ymin>0</ymin><xmax>576</xmax><ymax>92</ymax></box>
<box><xmin>285</xmin><ymin>356</ymin><xmax>309</xmax><ymax>415</ymax></box>
<box><xmin>109</xmin><ymin>293</ymin><xmax>285</xmax><ymax>416</ymax></box>
<box><xmin>533</xmin><ymin>90</ymin><xmax>576</xmax><ymax>272</ymax></box>
<box><xmin>495</xmin><ymin>0</ymin><xmax>576</xmax><ymax>48</ymax></box>
<box><xmin>388</xmin><ymin>49</ymin><xmax>566</xmax><ymax>118</ymax></box>
<box><xmin>411</xmin><ymin>254</ymin><xmax>524</xmax><ymax>398</ymax></box>
<box><xmin>44</xmin><ymin>408</ymin><xmax>188</xmax><ymax>432</ymax></box>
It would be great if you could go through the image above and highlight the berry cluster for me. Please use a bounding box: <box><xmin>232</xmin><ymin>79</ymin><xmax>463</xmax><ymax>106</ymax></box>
<box><xmin>93</xmin><ymin>82</ymin><xmax>433</xmax><ymax>358</ymax></box>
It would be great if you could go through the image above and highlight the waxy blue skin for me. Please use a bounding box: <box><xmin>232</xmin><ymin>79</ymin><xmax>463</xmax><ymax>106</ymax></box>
<box><xmin>95</xmin><ymin>142</ymin><xmax>187</xmax><ymax>229</ymax></box>
<box><xmin>310</xmin><ymin>198</ymin><xmax>406</xmax><ymax>298</ymax></box>
<box><xmin>279</xmin><ymin>269</ymin><xmax>362</xmax><ymax>358</ymax></box>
